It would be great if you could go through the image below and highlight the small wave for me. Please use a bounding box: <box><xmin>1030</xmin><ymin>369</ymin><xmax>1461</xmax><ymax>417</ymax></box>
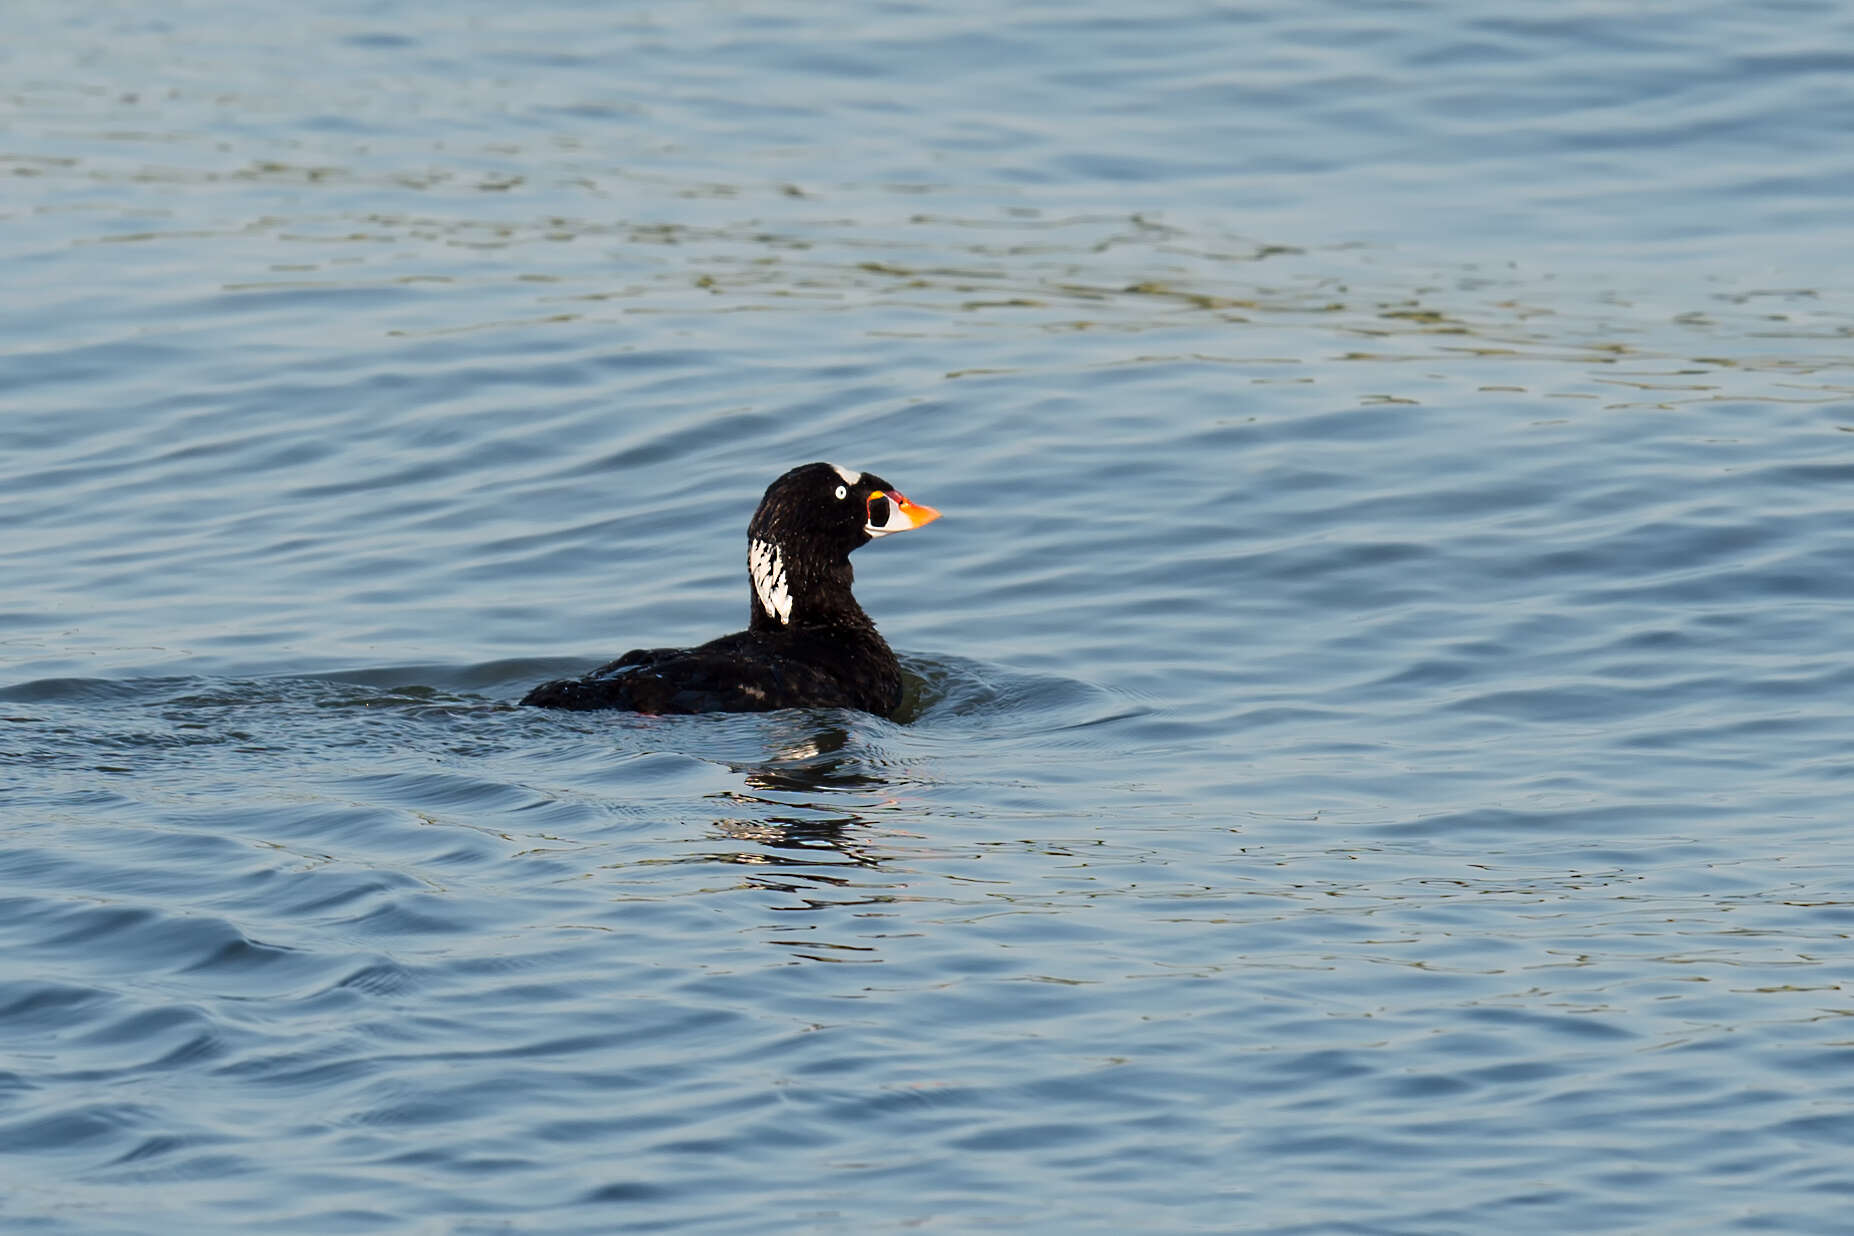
<box><xmin>0</xmin><ymin>675</ymin><xmax>187</xmax><ymax>704</ymax></box>
<box><xmin>900</xmin><ymin>650</ymin><xmax>1150</xmax><ymax>734</ymax></box>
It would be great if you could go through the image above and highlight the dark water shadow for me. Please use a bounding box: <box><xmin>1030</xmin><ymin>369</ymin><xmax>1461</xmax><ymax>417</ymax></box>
<box><xmin>700</xmin><ymin>718</ymin><xmax>899</xmax><ymax>872</ymax></box>
<box><xmin>899</xmin><ymin>650</ymin><xmax>1148</xmax><ymax>732</ymax></box>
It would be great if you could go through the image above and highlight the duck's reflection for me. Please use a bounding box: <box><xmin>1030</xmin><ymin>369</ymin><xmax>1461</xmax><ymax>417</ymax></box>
<box><xmin>731</xmin><ymin>722</ymin><xmax>883</xmax><ymax>795</ymax></box>
<box><xmin>700</xmin><ymin>718</ymin><xmax>918</xmax><ymax>937</ymax></box>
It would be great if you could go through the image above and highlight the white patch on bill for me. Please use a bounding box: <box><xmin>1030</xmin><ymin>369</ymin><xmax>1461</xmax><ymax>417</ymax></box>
<box><xmin>828</xmin><ymin>462</ymin><xmax>862</xmax><ymax>486</ymax></box>
<box><xmin>864</xmin><ymin>495</ymin><xmax>902</xmax><ymax>538</ymax></box>
<box><xmin>749</xmin><ymin>537</ymin><xmax>792</xmax><ymax>624</ymax></box>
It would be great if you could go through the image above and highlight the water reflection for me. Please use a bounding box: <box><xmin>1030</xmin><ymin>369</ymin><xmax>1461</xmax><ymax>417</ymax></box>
<box><xmin>727</xmin><ymin>721</ymin><xmax>882</xmax><ymax>795</ymax></box>
<box><xmin>703</xmin><ymin>717</ymin><xmax>897</xmax><ymax>865</ymax></box>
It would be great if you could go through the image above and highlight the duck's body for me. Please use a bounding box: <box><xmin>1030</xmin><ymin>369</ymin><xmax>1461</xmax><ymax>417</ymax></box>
<box><xmin>519</xmin><ymin>625</ymin><xmax>900</xmax><ymax>714</ymax></box>
<box><xmin>521</xmin><ymin>462</ymin><xmax>939</xmax><ymax>716</ymax></box>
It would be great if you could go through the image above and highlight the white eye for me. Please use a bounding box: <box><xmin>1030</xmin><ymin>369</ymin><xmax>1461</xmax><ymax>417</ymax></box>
<box><xmin>834</xmin><ymin>485</ymin><xmax>848</xmax><ymax>500</ymax></box>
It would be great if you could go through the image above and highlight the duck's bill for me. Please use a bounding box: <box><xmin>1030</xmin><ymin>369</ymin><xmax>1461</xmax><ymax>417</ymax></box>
<box><xmin>865</xmin><ymin>490</ymin><xmax>941</xmax><ymax>537</ymax></box>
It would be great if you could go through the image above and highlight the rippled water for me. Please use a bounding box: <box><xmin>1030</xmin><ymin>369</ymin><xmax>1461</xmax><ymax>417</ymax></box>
<box><xmin>7</xmin><ymin>1</ymin><xmax>1854</xmax><ymax>1231</ymax></box>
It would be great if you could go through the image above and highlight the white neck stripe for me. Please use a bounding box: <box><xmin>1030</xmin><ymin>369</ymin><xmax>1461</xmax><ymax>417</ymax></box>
<box><xmin>749</xmin><ymin>538</ymin><xmax>792</xmax><ymax>624</ymax></box>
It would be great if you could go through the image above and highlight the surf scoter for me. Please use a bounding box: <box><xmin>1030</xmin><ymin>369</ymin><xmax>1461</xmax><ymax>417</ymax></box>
<box><xmin>520</xmin><ymin>462</ymin><xmax>940</xmax><ymax>716</ymax></box>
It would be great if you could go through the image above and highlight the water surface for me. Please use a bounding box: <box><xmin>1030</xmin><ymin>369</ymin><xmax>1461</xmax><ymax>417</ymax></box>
<box><xmin>6</xmin><ymin>1</ymin><xmax>1854</xmax><ymax>1232</ymax></box>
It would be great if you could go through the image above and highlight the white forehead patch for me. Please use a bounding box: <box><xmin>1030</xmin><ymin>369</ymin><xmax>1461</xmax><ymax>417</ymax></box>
<box><xmin>748</xmin><ymin>538</ymin><xmax>792</xmax><ymax>624</ymax></box>
<box><xmin>828</xmin><ymin>462</ymin><xmax>862</xmax><ymax>486</ymax></box>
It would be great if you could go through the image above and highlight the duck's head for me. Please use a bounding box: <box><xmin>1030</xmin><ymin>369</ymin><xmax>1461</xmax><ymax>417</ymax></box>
<box><xmin>746</xmin><ymin>462</ymin><xmax>940</xmax><ymax>628</ymax></box>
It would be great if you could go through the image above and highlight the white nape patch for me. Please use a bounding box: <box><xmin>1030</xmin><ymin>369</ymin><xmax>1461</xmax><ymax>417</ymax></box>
<box><xmin>749</xmin><ymin>538</ymin><xmax>792</xmax><ymax>624</ymax></box>
<box><xmin>828</xmin><ymin>462</ymin><xmax>862</xmax><ymax>486</ymax></box>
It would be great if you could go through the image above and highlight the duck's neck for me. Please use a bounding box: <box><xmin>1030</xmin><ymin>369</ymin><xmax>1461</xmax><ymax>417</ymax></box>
<box><xmin>747</xmin><ymin>547</ymin><xmax>872</xmax><ymax>635</ymax></box>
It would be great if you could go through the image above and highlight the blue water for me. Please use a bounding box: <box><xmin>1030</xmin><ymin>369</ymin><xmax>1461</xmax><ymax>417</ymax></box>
<box><xmin>7</xmin><ymin>1</ymin><xmax>1854</xmax><ymax>1231</ymax></box>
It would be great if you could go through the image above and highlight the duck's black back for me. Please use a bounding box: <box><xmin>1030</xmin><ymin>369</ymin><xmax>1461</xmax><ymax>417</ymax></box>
<box><xmin>519</xmin><ymin>626</ymin><xmax>902</xmax><ymax>715</ymax></box>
